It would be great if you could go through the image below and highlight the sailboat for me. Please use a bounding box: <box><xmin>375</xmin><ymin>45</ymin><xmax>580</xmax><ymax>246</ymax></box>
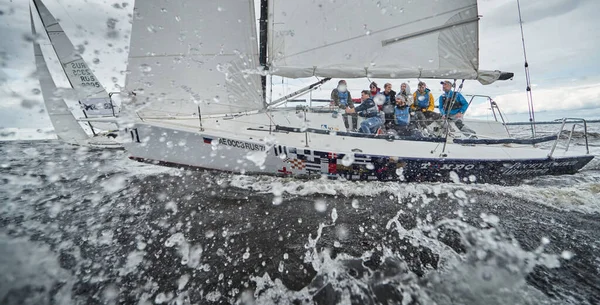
<box><xmin>119</xmin><ymin>0</ymin><xmax>592</xmax><ymax>184</ymax></box>
<box><xmin>29</xmin><ymin>0</ymin><xmax>122</xmax><ymax>148</ymax></box>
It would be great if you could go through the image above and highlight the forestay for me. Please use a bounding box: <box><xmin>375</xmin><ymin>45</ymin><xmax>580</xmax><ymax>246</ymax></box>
<box><xmin>33</xmin><ymin>0</ymin><xmax>109</xmax><ymax>99</ymax></box>
<box><xmin>125</xmin><ymin>0</ymin><xmax>263</xmax><ymax>117</ymax></box>
<box><xmin>268</xmin><ymin>0</ymin><xmax>505</xmax><ymax>84</ymax></box>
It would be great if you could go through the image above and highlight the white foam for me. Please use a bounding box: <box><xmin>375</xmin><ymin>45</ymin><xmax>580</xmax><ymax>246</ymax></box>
<box><xmin>227</xmin><ymin>174</ymin><xmax>600</xmax><ymax>214</ymax></box>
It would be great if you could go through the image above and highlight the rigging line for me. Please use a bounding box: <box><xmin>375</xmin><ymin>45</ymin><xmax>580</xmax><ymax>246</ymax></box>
<box><xmin>516</xmin><ymin>0</ymin><xmax>536</xmax><ymax>138</ymax></box>
<box><xmin>54</xmin><ymin>0</ymin><xmax>80</xmax><ymax>34</ymax></box>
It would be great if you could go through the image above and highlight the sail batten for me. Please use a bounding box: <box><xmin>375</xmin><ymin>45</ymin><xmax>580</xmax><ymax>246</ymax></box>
<box><xmin>267</xmin><ymin>0</ymin><xmax>508</xmax><ymax>84</ymax></box>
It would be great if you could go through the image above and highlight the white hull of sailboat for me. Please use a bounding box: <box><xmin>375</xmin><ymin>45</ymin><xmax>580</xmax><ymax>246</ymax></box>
<box><xmin>123</xmin><ymin>118</ymin><xmax>593</xmax><ymax>184</ymax></box>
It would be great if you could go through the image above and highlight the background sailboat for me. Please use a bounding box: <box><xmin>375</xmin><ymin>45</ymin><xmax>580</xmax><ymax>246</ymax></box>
<box><xmin>29</xmin><ymin>0</ymin><xmax>122</xmax><ymax>148</ymax></box>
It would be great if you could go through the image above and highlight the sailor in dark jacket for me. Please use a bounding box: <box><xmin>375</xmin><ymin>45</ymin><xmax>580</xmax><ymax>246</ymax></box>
<box><xmin>346</xmin><ymin>90</ymin><xmax>384</xmax><ymax>134</ymax></box>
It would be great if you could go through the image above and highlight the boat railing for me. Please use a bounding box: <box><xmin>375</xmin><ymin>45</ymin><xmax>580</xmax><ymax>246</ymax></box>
<box><xmin>548</xmin><ymin>118</ymin><xmax>589</xmax><ymax>158</ymax></box>
<box><xmin>466</xmin><ymin>94</ymin><xmax>511</xmax><ymax>137</ymax></box>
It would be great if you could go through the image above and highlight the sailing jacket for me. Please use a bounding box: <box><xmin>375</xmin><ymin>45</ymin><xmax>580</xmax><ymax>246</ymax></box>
<box><xmin>331</xmin><ymin>88</ymin><xmax>354</xmax><ymax>109</ymax></box>
<box><xmin>438</xmin><ymin>90</ymin><xmax>468</xmax><ymax>116</ymax></box>
<box><xmin>412</xmin><ymin>89</ymin><xmax>435</xmax><ymax>112</ymax></box>
<box><xmin>354</xmin><ymin>97</ymin><xmax>379</xmax><ymax>118</ymax></box>
<box><xmin>383</xmin><ymin>90</ymin><xmax>396</xmax><ymax>106</ymax></box>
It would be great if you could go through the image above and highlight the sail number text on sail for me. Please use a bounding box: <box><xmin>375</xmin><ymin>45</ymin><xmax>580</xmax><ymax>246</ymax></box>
<box><xmin>66</xmin><ymin>62</ymin><xmax>101</xmax><ymax>88</ymax></box>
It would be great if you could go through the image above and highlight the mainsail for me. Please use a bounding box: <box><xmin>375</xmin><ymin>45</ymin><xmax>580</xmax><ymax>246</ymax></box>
<box><xmin>268</xmin><ymin>0</ymin><xmax>510</xmax><ymax>84</ymax></box>
<box><xmin>32</xmin><ymin>0</ymin><xmax>109</xmax><ymax>99</ymax></box>
<box><xmin>30</xmin><ymin>5</ymin><xmax>89</xmax><ymax>145</ymax></box>
<box><xmin>125</xmin><ymin>0</ymin><xmax>263</xmax><ymax>117</ymax></box>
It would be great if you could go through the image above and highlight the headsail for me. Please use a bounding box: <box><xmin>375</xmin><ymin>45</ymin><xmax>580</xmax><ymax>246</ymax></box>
<box><xmin>30</xmin><ymin>4</ymin><xmax>89</xmax><ymax>145</ymax></box>
<box><xmin>125</xmin><ymin>0</ymin><xmax>263</xmax><ymax>117</ymax></box>
<box><xmin>32</xmin><ymin>0</ymin><xmax>109</xmax><ymax>99</ymax></box>
<box><xmin>268</xmin><ymin>0</ymin><xmax>511</xmax><ymax>84</ymax></box>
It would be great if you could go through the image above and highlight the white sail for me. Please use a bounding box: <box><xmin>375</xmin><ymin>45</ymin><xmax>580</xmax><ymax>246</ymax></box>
<box><xmin>32</xmin><ymin>0</ymin><xmax>109</xmax><ymax>100</ymax></box>
<box><xmin>268</xmin><ymin>0</ymin><xmax>506</xmax><ymax>84</ymax></box>
<box><xmin>124</xmin><ymin>0</ymin><xmax>263</xmax><ymax>117</ymax></box>
<box><xmin>30</xmin><ymin>5</ymin><xmax>89</xmax><ymax>145</ymax></box>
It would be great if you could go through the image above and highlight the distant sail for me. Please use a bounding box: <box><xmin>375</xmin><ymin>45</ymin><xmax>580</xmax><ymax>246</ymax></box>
<box><xmin>268</xmin><ymin>0</ymin><xmax>510</xmax><ymax>84</ymax></box>
<box><xmin>32</xmin><ymin>0</ymin><xmax>109</xmax><ymax>99</ymax></box>
<box><xmin>30</xmin><ymin>3</ymin><xmax>89</xmax><ymax>145</ymax></box>
<box><xmin>124</xmin><ymin>0</ymin><xmax>263</xmax><ymax>117</ymax></box>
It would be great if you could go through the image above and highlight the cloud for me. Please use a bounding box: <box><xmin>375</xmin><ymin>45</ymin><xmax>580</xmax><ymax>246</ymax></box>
<box><xmin>468</xmin><ymin>82</ymin><xmax>600</xmax><ymax>116</ymax></box>
<box><xmin>482</xmin><ymin>0</ymin><xmax>585</xmax><ymax>27</ymax></box>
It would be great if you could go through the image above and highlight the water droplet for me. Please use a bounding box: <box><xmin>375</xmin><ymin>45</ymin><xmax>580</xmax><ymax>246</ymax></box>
<box><xmin>334</xmin><ymin>241</ymin><xmax>341</xmax><ymax>247</ymax></box>
<box><xmin>341</xmin><ymin>154</ymin><xmax>354</xmax><ymax>166</ymax></box>
<box><xmin>216</xmin><ymin>63</ymin><xmax>226</xmax><ymax>73</ymax></box>
<box><xmin>175</xmin><ymin>16</ymin><xmax>181</xmax><ymax>22</ymax></box>
<box><xmin>351</xmin><ymin>199</ymin><xmax>359</xmax><ymax>209</ymax></box>
<box><xmin>344</xmin><ymin>54</ymin><xmax>352</xmax><ymax>60</ymax></box>
<box><xmin>161</xmin><ymin>8</ymin><xmax>167</xmax><ymax>13</ymax></box>
<box><xmin>242</xmin><ymin>251</ymin><xmax>250</xmax><ymax>260</ymax></box>
<box><xmin>31</xmin><ymin>88</ymin><xmax>41</xmax><ymax>95</ymax></box>
<box><xmin>217</xmin><ymin>6</ymin><xmax>223</xmax><ymax>12</ymax></box>
<box><xmin>314</xmin><ymin>200</ymin><xmax>327</xmax><ymax>212</ymax></box>
<box><xmin>111</xmin><ymin>77</ymin><xmax>118</xmax><ymax>83</ymax></box>
<box><xmin>395</xmin><ymin>168</ymin><xmax>405</xmax><ymax>181</ymax></box>
<box><xmin>139</xmin><ymin>64</ymin><xmax>152</xmax><ymax>72</ymax></box>
<box><xmin>331</xmin><ymin>208</ymin><xmax>338</xmax><ymax>223</ymax></box>
<box><xmin>278</xmin><ymin>261</ymin><xmax>284</xmax><ymax>272</ymax></box>
<box><xmin>561</xmin><ymin>251</ymin><xmax>573</xmax><ymax>260</ymax></box>
<box><xmin>93</xmin><ymin>58</ymin><xmax>100</xmax><ymax>64</ymax></box>
<box><xmin>21</xmin><ymin>99</ymin><xmax>39</xmax><ymax>109</ymax></box>
<box><xmin>365</xmin><ymin>30</ymin><xmax>371</xmax><ymax>36</ymax></box>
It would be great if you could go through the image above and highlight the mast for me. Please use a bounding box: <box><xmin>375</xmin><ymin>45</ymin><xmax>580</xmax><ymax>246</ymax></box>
<box><xmin>259</xmin><ymin>0</ymin><xmax>268</xmax><ymax>108</ymax></box>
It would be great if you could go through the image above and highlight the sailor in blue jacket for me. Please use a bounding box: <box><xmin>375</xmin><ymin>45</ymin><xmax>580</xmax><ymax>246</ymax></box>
<box><xmin>438</xmin><ymin>80</ymin><xmax>476</xmax><ymax>135</ymax></box>
<box><xmin>346</xmin><ymin>90</ymin><xmax>384</xmax><ymax>134</ymax></box>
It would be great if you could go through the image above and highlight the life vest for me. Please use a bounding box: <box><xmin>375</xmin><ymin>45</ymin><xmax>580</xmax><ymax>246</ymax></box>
<box><xmin>394</xmin><ymin>106</ymin><xmax>410</xmax><ymax>126</ymax></box>
<box><xmin>442</xmin><ymin>91</ymin><xmax>463</xmax><ymax>112</ymax></box>
<box><xmin>414</xmin><ymin>90</ymin><xmax>431</xmax><ymax>109</ymax></box>
<box><xmin>338</xmin><ymin>90</ymin><xmax>349</xmax><ymax>106</ymax></box>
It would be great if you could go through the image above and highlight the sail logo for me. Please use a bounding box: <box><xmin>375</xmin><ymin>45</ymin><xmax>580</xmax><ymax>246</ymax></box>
<box><xmin>501</xmin><ymin>160</ymin><xmax>579</xmax><ymax>175</ymax></box>
<box><xmin>420</xmin><ymin>162</ymin><xmax>475</xmax><ymax>171</ymax></box>
<box><xmin>218</xmin><ymin>138</ymin><xmax>265</xmax><ymax>151</ymax></box>
<box><xmin>275</xmin><ymin>30</ymin><xmax>295</xmax><ymax>37</ymax></box>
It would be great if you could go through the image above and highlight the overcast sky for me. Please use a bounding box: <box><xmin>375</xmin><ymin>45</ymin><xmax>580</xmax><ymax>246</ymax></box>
<box><xmin>1</xmin><ymin>0</ymin><xmax>600</xmax><ymax>132</ymax></box>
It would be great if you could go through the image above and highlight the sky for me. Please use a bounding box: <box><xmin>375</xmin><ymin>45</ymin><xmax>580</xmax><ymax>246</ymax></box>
<box><xmin>1</xmin><ymin>0</ymin><xmax>600</xmax><ymax>135</ymax></box>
